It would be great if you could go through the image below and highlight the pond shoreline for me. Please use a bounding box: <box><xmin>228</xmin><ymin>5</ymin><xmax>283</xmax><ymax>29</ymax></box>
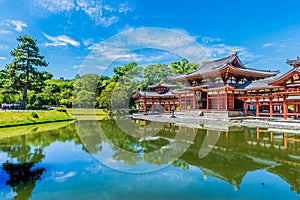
<box><xmin>131</xmin><ymin>113</ymin><xmax>300</xmax><ymax>131</ymax></box>
<box><xmin>0</xmin><ymin>118</ymin><xmax>74</xmax><ymax>128</ymax></box>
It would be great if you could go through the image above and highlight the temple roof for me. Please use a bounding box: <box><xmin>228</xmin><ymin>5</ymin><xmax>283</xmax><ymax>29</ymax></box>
<box><xmin>268</xmin><ymin>67</ymin><xmax>300</xmax><ymax>86</ymax></box>
<box><xmin>149</xmin><ymin>82</ymin><xmax>176</xmax><ymax>89</ymax></box>
<box><xmin>287</xmin><ymin>57</ymin><xmax>300</xmax><ymax>67</ymax></box>
<box><xmin>169</xmin><ymin>53</ymin><xmax>278</xmax><ymax>81</ymax></box>
<box><xmin>172</xmin><ymin>89</ymin><xmax>193</xmax><ymax>94</ymax></box>
<box><xmin>236</xmin><ymin>80</ymin><xmax>276</xmax><ymax>90</ymax></box>
<box><xmin>268</xmin><ymin>164</ymin><xmax>300</xmax><ymax>194</ymax></box>
<box><xmin>133</xmin><ymin>91</ymin><xmax>176</xmax><ymax>98</ymax></box>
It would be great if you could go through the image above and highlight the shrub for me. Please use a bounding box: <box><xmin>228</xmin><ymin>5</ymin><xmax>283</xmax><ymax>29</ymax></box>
<box><xmin>31</xmin><ymin>112</ymin><xmax>39</xmax><ymax>118</ymax></box>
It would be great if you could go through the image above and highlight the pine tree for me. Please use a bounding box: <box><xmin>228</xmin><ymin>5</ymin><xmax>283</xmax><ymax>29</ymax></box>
<box><xmin>6</xmin><ymin>36</ymin><xmax>48</xmax><ymax>109</ymax></box>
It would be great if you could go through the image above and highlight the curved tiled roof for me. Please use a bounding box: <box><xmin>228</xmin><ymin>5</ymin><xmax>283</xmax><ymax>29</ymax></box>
<box><xmin>169</xmin><ymin>54</ymin><xmax>278</xmax><ymax>81</ymax></box>
<box><xmin>236</xmin><ymin>80</ymin><xmax>276</xmax><ymax>90</ymax></box>
<box><xmin>268</xmin><ymin>68</ymin><xmax>300</xmax><ymax>85</ymax></box>
<box><xmin>133</xmin><ymin>91</ymin><xmax>176</xmax><ymax>98</ymax></box>
<box><xmin>149</xmin><ymin>82</ymin><xmax>176</xmax><ymax>88</ymax></box>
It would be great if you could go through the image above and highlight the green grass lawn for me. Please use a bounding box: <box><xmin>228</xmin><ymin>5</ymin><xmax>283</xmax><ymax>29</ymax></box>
<box><xmin>0</xmin><ymin>110</ymin><xmax>74</xmax><ymax>128</ymax></box>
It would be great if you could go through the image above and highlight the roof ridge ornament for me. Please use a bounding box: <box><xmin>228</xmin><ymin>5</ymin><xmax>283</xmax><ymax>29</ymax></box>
<box><xmin>231</xmin><ymin>50</ymin><xmax>237</xmax><ymax>55</ymax></box>
<box><xmin>287</xmin><ymin>57</ymin><xmax>300</xmax><ymax>68</ymax></box>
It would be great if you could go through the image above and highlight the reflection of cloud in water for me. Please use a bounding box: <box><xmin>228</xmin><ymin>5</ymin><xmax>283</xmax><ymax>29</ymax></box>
<box><xmin>0</xmin><ymin>191</ymin><xmax>15</xmax><ymax>200</ymax></box>
<box><xmin>0</xmin><ymin>152</ymin><xmax>7</xmax><ymax>163</ymax></box>
<box><xmin>104</xmin><ymin>158</ymin><xmax>120</xmax><ymax>165</ymax></box>
<box><xmin>86</xmin><ymin>163</ymin><xmax>103</xmax><ymax>174</ymax></box>
<box><xmin>54</xmin><ymin>171</ymin><xmax>77</xmax><ymax>182</ymax></box>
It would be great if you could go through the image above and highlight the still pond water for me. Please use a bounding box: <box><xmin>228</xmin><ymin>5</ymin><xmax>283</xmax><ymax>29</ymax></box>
<box><xmin>0</xmin><ymin>118</ymin><xmax>300</xmax><ymax>200</ymax></box>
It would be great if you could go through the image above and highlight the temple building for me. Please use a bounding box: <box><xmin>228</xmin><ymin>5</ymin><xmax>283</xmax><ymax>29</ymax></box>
<box><xmin>132</xmin><ymin>82</ymin><xmax>178</xmax><ymax>113</ymax></box>
<box><xmin>169</xmin><ymin>51</ymin><xmax>278</xmax><ymax>111</ymax></box>
<box><xmin>133</xmin><ymin>52</ymin><xmax>300</xmax><ymax>119</ymax></box>
<box><xmin>237</xmin><ymin>56</ymin><xmax>300</xmax><ymax>119</ymax></box>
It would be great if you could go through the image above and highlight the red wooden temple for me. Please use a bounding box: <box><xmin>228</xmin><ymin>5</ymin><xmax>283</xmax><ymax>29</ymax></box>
<box><xmin>132</xmin><ymin>82</ymin><xmax>178</xmax><ymax>113</ymax></box>
<box><xmin>133</xmin><ymin>53</ymin><xmax>300</xmax><ymax>119</ymax></box>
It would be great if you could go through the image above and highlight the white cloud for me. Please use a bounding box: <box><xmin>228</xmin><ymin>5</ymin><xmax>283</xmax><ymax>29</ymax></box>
<box><xmin>204</xmin><ymin>43</ymin><xmax>258</xmax><ymax>64</ymax></box>
<box><xmin>0</xmin><ymin>20</ymin><xmax>27</xmax><ymax>34</ymax></box>
<box><xmin>0</xmin><ymin>56</ymin><xmax>7</xmax><ymax>60</ymax></box>
<box><xmin>78</xmin><ymin>28</ymin><xmax>206</xmax><ymax>76</ymax></box>
<box><xmin>98</xmin><ymin>16</ymin><xmax>119</xmax><ymax>27</ymax></box>
<box><xmin>34</xmin><ymin>0</ymin><xmax>134</xmax><ymax>26</ymax></box>
<box><xmin>0</xmin><ymin>29</ymin><xmax>11</xmax><ymax>34</ymax></box>
<box><xmin>262</xmin><ymin>39</ymin><xmax>300</xmax><ymax>52</ymax></box>
<box><xmin>82</xmin><ymin>38</ymin><xmax>93</xmax><ymax>46</ymax></box>
<box><xmin>118</xmin><ymin>3</ymin><xmax>133</xmax><ymax>13</ymax></box>
<box><xmin>10</xmin><ymin>20</ymin><xmax>28</xmax><ymax>32</ymax></box>
<box><xmin>43</xmin><ymin>33</ymin><xmax>80</xmax><ymax>47</ymax></box>
<box><xmin>202</xmin><ymin>36</ymin><xmax>223</xmax><ymax>44</ymax></box>
<box><xmin>104</xmin><ymin>4</ymin><xmax>115</xmax><ymax>12</ymax></box>
<box><xmin>87</xmin><ymin>28</ymin><xmax>206</xmax><ymax>64</ymax></box>
<box><xmin>262</xmin><ymin>42</ymin><xmax>276</xmax><ymax>48</ymax></box>
<box><xmin>34</xmin><ymin>0</ymin><xmax>75</xmax><ymax>12</ymax></box>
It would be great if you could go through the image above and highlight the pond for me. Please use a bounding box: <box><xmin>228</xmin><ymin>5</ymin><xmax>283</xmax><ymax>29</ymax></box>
<box><xmin>0</xmin><ymin>118</ymin><xmax>300</xmax><ymax>200</ymax></box>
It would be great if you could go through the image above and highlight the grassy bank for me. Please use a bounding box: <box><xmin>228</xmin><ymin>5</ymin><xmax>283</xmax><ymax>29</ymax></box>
<box><xmin>0</xmin><ymin>121</ymin><xmax>73</xmax><ymax>139</ymax></box>
<box><xmin>0</xmin><ymin>110</ymin><xmax>74</xmax><ymax>128</ymax></box>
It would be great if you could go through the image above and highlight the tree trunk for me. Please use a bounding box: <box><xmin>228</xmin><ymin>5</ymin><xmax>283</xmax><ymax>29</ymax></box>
<box><xmin>21</xmin><ymin>83</ymin><xmax>28</xmax><ymax>110</ymax></box>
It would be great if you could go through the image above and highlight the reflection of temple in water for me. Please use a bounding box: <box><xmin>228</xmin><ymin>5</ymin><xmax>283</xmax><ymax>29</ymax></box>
<box><xmin>134</xmin><ymin>119</ymin><xmax>300</xmax><ymax>193</ymax></box>
<box><xmin>179</xmin><ymin>126</ymin><xmax>300</xmax><ymax>193</ymax></box>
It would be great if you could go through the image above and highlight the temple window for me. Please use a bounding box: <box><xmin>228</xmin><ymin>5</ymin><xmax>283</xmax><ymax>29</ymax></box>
<box><xmin>215</xmin><ymin>77</ymin><xmax>223</xmax><ymax>84</ymax></box>
<box><xmin>226</xmin><ymin>77</ymin><xmax>236</xmax><ymax>84</ymax></box>
<box><xmin>239</xmin><ymin>78</ymin><xmax>247</xmax><ymax>84</ymax></box>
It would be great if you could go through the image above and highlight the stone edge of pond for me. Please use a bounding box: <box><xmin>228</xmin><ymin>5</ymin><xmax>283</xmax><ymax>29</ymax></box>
<box><xmin>131</xmin><ymin>114</ymin><xmax>300</xmax><ymax>131</ymax></box>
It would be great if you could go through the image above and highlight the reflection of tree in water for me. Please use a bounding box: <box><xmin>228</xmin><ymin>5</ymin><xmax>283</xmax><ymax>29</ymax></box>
<box><xmin>99</xmin><ymin>119</ymin><xmax>193</xmax><ymax>166</ymax></box>
<box><xmin>2</xmin><ymin>162</ymin><xmax>45</xmax><ymax>200</ymax></box>
<box><xmin>0</xmin><ymin>122</ymin><xmax>80</xmax><ymax>200</ymax></box>
<box><xmin>75</xmin><ymin>120</ymin><xmax>103</xmax><ymax>154</ymax></box>
<box><xmin>1</xmin><ymin>135</ymin><xmax>45</xmax><ymax>200</ymax></box>
<box><xmin>100</xmin><ymin>119</ymin><xmax>144</xmax><ymax>166</ymax></box>
<box><xmin>172</xmin><ymin>159</ymin><xmax>189</xmax><ymax>170</ymax></box>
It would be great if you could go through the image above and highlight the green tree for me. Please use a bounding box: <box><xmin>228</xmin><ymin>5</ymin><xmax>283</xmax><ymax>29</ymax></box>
<box><xmin>113</xmin><ymin>62</ymin><xmax>138</xmax><ymax>80</ymax></box>
<box><xmin>0</xmin><ymin>70</ymin><xmax>19</xmax><ymax>103</ymax></box>
<box><xmin>99</xmin><ymin>62</ymin><xmax>141</xmax><ymax>110</ymax></box>
<box><xmin>73</xmin><ymin>74</ymin><xmax>101</xmax><ymax>108</ymax></box>
<box><xmin>171</xmin><ymin>58</ymin><xmax>199</xmax><ymax>74</ymax></box>
<box><xmin>138</xmin><ymin>63</ymin><xmax>177</xmax><ymax>91</ymax></box>
<box><xmin>6</xmin><ymin>36</ymin><xmax>48</xmax><ymax>109</ymax></box>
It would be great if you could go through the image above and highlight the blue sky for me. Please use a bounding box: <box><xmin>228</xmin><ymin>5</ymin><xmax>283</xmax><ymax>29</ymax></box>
<box><xmin>0</xmin><ymin>0</ymin><xmax>300</xmax><ymax>79</ymax></box>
